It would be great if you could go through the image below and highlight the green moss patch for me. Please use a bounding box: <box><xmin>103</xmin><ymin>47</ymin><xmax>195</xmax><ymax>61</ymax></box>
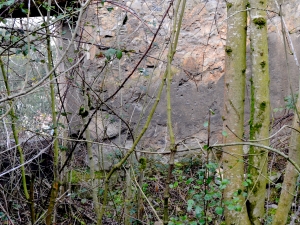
<box><xmin>260</xmin><ymin>61</ymin><xmax>266</xmax><ymax>68</ymax></box>
<box><xmin>225</xmin><ymin>46</ymin><xmax>233</xmax><ymax>55</ymax></box>
<box><xmin>69</xmin><ymin>170</ymin><xmax>105</xmax><ymax>184</ymax></box>
<box><xmin>260</xmin><ymin>101</ymin><xmax>266</xmax><ymax>111</ymax></box>
<box><xmin>227</xmin><ymin>2</ymin><xmax>233</xmax><ymax>9</ymax></box>
<box><xmin>253</xmin><ymin>17</ymin><xmax>266</xmax><ymax>29</ymax></box>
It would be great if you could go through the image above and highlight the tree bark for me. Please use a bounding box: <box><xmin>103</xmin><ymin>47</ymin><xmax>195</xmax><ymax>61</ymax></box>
<box><xmin>247</xmin><ymin>0</ymin><xmax>270</xmax><ymax>224</ymax></box>
<box><xmin>222</xmin><ymin>0</ymin><xmax>250</xmax><ymax>224</ymax></box>
<box><xmin>272</xmin><ymin>105</ymin><xmax>300</xmax><ymax>224</ymax></box>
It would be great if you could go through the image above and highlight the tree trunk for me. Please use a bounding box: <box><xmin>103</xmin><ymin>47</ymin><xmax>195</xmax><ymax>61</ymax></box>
<box><xmin>222</xmin><ymin>0</ymin><xmax>250</xmax><ymax>224</ymax></box>
<box><xmin>272</xmin><ymin>103</ymin><xmax>300</xmax><ymax>224</ymax></box>
<box><xmin>248</xmin><ymin>0</ymin><xmax>270</xmax><ymax>224</ymax></box>
<box><xmin>272</xmin><ymin>6</ymin><xmax>300</xmax><ymax>224</ymax></box>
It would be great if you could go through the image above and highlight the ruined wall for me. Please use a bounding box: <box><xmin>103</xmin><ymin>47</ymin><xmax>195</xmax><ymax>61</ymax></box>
<box><xmin>62</xmin><ymin>0</ymin><xmax>300</xmax><ymax>169</ymax></box>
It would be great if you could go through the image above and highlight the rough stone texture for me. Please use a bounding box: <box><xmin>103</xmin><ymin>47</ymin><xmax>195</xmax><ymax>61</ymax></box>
<box><xmin>60</xmin><ymin>0</ymin><xmax>300</xmax><ymax>169</ymax></box>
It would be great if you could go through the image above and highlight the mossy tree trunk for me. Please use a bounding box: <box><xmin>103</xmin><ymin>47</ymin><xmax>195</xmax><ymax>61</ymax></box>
<box><xmin>45</xmin><ymin>1</ymin><xmax>60</xmax><ymax>224</ymax></box>
<box><xmin>222</xmin><ymin>0</ymin><xmax>251</xmax><ymax>224</ymax></box>
<box><xmin>247</xmin><ymin>0</ymin><xmax>270</xmax><ymax>224</ymax></box>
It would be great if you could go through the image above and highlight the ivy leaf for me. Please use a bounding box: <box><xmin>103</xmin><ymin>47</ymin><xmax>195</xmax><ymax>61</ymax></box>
<box><xmin>227</xmin><ymin>204</ymin><xmax>235</xmax><ymax>211</ymax></box>
<box><xmin>187</xmin><ymin>199</ymin><xmax>194</xmax><ymax>212</ymax></box>
<box><xmin>235</xmin><ymin>205</ymin><xmax>242</xmax><ymax>212</ymax></box>
<box><xmin>204</xmin><ymin>194</ymin><xmax>212</xmax><ymax>201</ymax></box>
<box><xmin>215</xmin><ymin>206</ymin><xmax>224</xmax><ymax>215</ymax></box>
<box><xmin>195</xmin><ymin>205</ymin><xmax>203</xmax><ymax>217</ymax></box>
<box><xmin>242</xmin><ymin>181</ymin><xmax>249</xmax><ymax>186</ymax></box>
<box><xmin>5</xmin><ymin>0</ymin><xmax>15</xmax><ymax>6</ymax></box>
<box><xmin>105</xmin><ymin>48</ymin><xmax>116</xmax><ymax>60</ymax></box>
<box><xmin>11</xmin><ymin>36</ymin><xmax>19</xmax><ymax>43</ymax></box>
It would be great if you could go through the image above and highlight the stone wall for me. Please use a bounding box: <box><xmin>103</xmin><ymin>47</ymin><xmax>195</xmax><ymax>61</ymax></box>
<box><xmin>60</xmin><ymin>0</ymin><xmax>300</xmax><ymax>169</ymax></box>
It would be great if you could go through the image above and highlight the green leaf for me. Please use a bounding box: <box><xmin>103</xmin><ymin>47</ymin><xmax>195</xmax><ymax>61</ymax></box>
<box><xmin>99</xmin><ymin>189</ymin><xmax>104</xmax><ymax>195</ymax></box>
<box><xmin>56</xmin><ymin>14</ymin><xmax>64</xmax><ymax>20</ymax></box>
<box><xmin>107</xmin><ymin>6</ymin><xmax>114</xmax><ymax>12</ymax></box>
<box><xmin>195</xmin><ymin>206</ymin><xmax>203</xmax><ymax>217</ymax></box>
<box><xmin>242</xmin><ymin>192</ymin><xmax>248</xmax><ymax>197</ymax></box>
<box><xmin>61</xmin><ymin>112</ymin><xmax>72</xmax><ymax>116</ymax></box>
<box><xmin>11</xmin><ymin>36</ymin><xmax>19</xmax><ymax>43</ymax></box>
<box><xmin>5</xmin><ymin>0</ymin><xmax>15</xmax><ymax>6</ymax></box>
<box><xmin>59</xmin><ymin>145</ymin><xmax>68</xmax><ymax>151</ymax></box>
<box><xmin>235</xmin><ymin>205</ymin><xmax>242</xmax><ymax>212</ymax></box>
<box><xmin>21</xmin><ymin>8</ymin><xmax>28</xmax><ymax>14</ymax></box>
<box><xmin>0</xmin><ymin>17</ymin><xmax>7</xmax><ymax>24</ymax></box>
<box><xmin>227</xmin><ymin>204</ymin><xmax>235</xmax><ymax>210</ymax></box>
<box><xmin>215</xmin><ymin>207</ymin><xmax>224</xmax><ymax>215</ymax></box>
<box><xmin>105</xmin><ymin>48</ymin><xmax>116</xmax><ymax>60</ymax></box>
<box><xmin>242</xmin><ymin>181</ymin><xmax>249</xmax><ymax>186</ymax></box>
<box><xmin>221</xmin><ymin>179</ymin><xmax>230</xmax><ymax>185</ymax></box>
<box><xmin>187</xmin><ymin>199</ymin><xmax>194</xmax><ymax>212</ymax></box>
<box><xmin>222</xmin><ymin>130</ymin><xmax>228</xmax><ymax>137</ymax></box>
<box><xmin>233</xmin><ymin>197</ymin><xmax>239</xmax><ymax>203</ymax></box>
<box><xmin>203</xmin><ymin>121</ymin><xmax>208</xmax><ymax>127</ymax></box>
<box><xmin>116</xmin><ymin>50</ymin><xmax>122</xmax><ymax>59</ymax></box>
<box><xmin>199</xmin><ymin>219</ymin><xmax>206</xmax><ymax>225</ymax></box>
<box><xmin>219</xmin><ymin>184</ymin><xmax>227</xmax><ymax>190</ymax></box>
<box><xmin>204</xmin><ymin>194</ymin><xmax>212</xmax><ymax>201</ymax></box>
<box><xmin>173</xmin><ymin>181</ymin><xmax>178</xmax><ymax>188</ymax></box>
<box><xmin>193</xmin><ymin>194</ymin><xmax>202</xmax><ymax>201</ymax></box>
<box><xmin>186</xmin><ymin>178</ymin><xmax>194</xmax><ymax>184</ymax></box>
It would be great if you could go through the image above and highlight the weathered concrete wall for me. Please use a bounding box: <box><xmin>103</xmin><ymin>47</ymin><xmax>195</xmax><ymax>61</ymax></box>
<box><xmin>61</xmin><ymin>0</ymin><xmax>300</xmax><ymax>169</ymax></box>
